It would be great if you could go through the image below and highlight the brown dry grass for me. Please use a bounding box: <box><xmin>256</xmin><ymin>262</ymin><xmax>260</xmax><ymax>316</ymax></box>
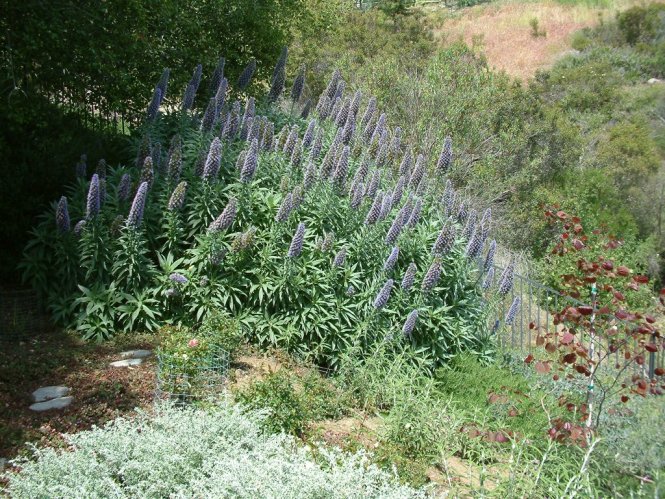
<box><xmin>426</xmin><ymin>0</ymin><xmax>660</xmax><ymax>80</ymax></box>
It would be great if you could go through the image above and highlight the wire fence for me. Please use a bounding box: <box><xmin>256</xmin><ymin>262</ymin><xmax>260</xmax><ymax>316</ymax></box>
<box><xmin>489</xmin><ymin>265</ymin><xmax>665</xmax><ymax>380</ymax></box>
<box><xmin>155</xmin><ymin>347</ymin><xmax>230</xmax><ymax>404</ymax></box>
<box><xmin>0</xmin><ymin>289</ymin><xmax>51</xmax><ymax>341</ymax></box>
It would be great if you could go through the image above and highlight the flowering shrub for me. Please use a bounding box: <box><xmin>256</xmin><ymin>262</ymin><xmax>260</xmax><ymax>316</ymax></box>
<box><xmin>4</xmin><ymin>403</ymin><xmax>428</xmax><ymax>498</ymax></box>
<box><xmin>21</xmin><ymin>51</ymin><xmax>509</xmax><ymax>368</ymax></box>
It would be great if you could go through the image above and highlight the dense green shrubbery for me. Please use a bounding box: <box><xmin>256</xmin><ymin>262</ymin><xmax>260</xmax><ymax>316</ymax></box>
<box><xmin>3</xmin><ymin>402</ymin><xmax>427</xmax><ymax>498</ymax></box>
<box><xmin>22</xmin><ymin>54</ymin><xmax>507</xmax><ymax>369</ymax></box>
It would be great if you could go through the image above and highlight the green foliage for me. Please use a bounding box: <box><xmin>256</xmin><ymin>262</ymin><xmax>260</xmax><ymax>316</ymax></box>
<box><xmin>617</xmin><ymin>4</ymin><xmax>665</xmax><ymax>46</ymax></box>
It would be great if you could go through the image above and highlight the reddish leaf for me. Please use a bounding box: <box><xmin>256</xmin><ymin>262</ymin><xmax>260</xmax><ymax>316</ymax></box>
<box><xmin>572</xmin><ymin>239</ymin><xmax>585</xmax><ymax>250</ymax></box>
<box><xmin>556</xmin><ymin>210</ymin><xmax>568</xmax><ymax>219</ymax></box>
<box><xmin>573</xmin><ymin>224</ymin><xmax>583</xmax><ymax>233</ymax></box>
<box><xmin>524</xmin><ymin>354</ymin><xmax>534</xmax><ymax>364</ymax></box>
<box><xmin>536</xmin><ymin>336</ymin><xmax>545</xmax><ymax>346</ymax></box>
<box><xmin>613</xmin><ymin>291</ymin><xmax>625</xmax><ymax>302</ymax></box>
<box><xmin>636</xmin><ymin>355</ymin><xmax>645</xmax><ymax>366</ymax></box>
<box><xmin>578</xmin><ymin>306</ymin><xmax>593</xmax><ymax>316</ymax></box>
<box><xmin>634</xmin><ymin>275</ymin><xmax>649</xmax><ymax>284</ymax></box>
<box><xmin>563</xmin><ymin>352</ymin><xmax>577</xmax><ymax>364</ymax></box>
<box><xmin>553</xmin><ymin>374</ymin><xmax>560</xmax><ymax>381</ymax></box>
<box><xmin>601</xmin><ymin>260</ymin><xmax>614</xmax><ymax>271</ymax></box>
<box><xmin>616</xmin><ymin>310</ymin><xmax>629</xmax><ymax>320</ymax></box>
<box><xmin>646</xmin><ymin>316</ymin><xmax>656</xmax><ymax>324</ymax></box>
<box><xmin>621</xmin><ymin>395</ymin><xmax>629</xmax><ymax>403</ymax></box>
<box><xmin>655</xmin><ymin>368</ymin><xmax>665</xmax><ymax>376</ymax></box>
<box><xmin>617</xmin><ymin>266</ymin><xmax>631</xmax><ymax>277</ymax></box>
<box><xmin>574</xmin><ymin>365</ymin><xmax>591</xmax><ymax>376</ymax></box>
<box><xmin>535</xmin><ymin>361</ymin><xmax>551</xmax><ymax>374</ymax></box>
<box><xmin>561</xmin><ymin>332</ymin><xmax>575</xmax><ymax>345</ymax></box>
<box><xmin>529</xmin><ymin>322</ymin><xmax>536</xmax><ymax>330</ymax></box>
<box><xmin>645</xmin><ymin>344</ymin><xmax>658</xmax><ymax>353</ymax></box>
<box><xmin>545</xmin><ymin>342</ymin><xmax>557</xmax><ymax>354</ymax></box>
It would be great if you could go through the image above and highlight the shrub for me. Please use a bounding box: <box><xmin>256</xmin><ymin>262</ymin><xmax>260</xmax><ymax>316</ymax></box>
<box><xmin>3</xmin><ymin>403</ymin><xmax>428</xmax><ymax>498</ymax></box>
<box><xmin>22</xmin><ymin>55</ymin><xmax>498</xmax><ymax>370</ymax></box>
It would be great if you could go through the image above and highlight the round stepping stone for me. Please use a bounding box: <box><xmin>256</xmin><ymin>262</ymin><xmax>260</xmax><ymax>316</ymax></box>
<box><xmin>29</xmin><ymin>396</ymin><xmax>73</xmax><ymax>412</ymax></box>
<box><xmin>110</xmin><ymin>358</ymin><xmax>144</xmax><ymax>368</ymax></box>
<box><xmin>119</xmin><ymin>349</ymin><xmax>152</xmax><ymax>359</ymax></box>
<box><xmin>32</xmin><ymin>386</ymin><xmax>70</xmax><ymax>402</ymax></box>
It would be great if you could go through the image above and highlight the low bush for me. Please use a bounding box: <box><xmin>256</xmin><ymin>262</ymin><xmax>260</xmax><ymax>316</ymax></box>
<box><xmin>3</xmin><ymin>403</ymin><xmax>428</xmax><ymax>498</ymax></box>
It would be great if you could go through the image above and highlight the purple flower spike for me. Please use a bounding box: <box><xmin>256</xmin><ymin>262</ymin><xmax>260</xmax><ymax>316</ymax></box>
<box><xmin>364</xmin><ymin>191</ymin><xmax>383</xmax><ymax>226</ymax></box>
<box><xmin>118</xmin><ymin>174</ymin><xmax>131</xmax><ymax>202</ymax></box>
<box><xmin>436</xmin><ymin>136</ymin><xmax>453</xmax><ymax>174</ymax></box>
<box><xmin>432</xmin><ymin>223</ymin><xmax>455</xmax><ymax>255</ymax></box>
<box><xmin>181</xmin><ymin>83</ymin><xmax>196</xmax><ymax>111</ymax></box>
<box><xmin>332</xmin><ymin>146</ymin><xmax>350</xmax><ymax>189</ymax></box>
<box><xmin>56</xmin><ymin>196</ymin><xmax>70</xmax><ymax>232</ymax></box>
<box><xmin>373</xmin><ymin>279</ymin><xmax>394</xmax><ymax>309</ymax></box>
<box><xmin>146</xmin><ymin>86</ymin><xmax>162</xmax><ymax>121</ymax></box>
<box><xmin>408</xmin><ymin>154</ymin><xmax>425</xmax><ymax>190</ymax></box>
<box><xmin>482</xmin><ymin>267</ymin><xmax>495</xmax><ymax>290</ymax></box>
<box><xmin>208</xmin><ymin>198</ymin><xmax>238</xmax><ymax>233</ymax></box>
<box><xmin>168</xmin><ymin>181</ymin><xmax>188</xmax><ymax>211</ymax></box>
<box><xmin>505</xmin><ymin>297</ymin><xmax>521</xmax><ymax>325</ymax></box>
<box><xmin>86</xmin><ymin>174</ymin><xmax>100</xmax><ymax>220</ymax></box>
<box><xmin>498</xmin><ymin>259</ymin><xmax>515</xmax><ymax>296</ymax></box>
<box><xmin>402</xmin><ymin>309</ymin><xmax>419</xmax><ymax>338</ymax></box>
<box><xmin>237</xmin><ymin>59</ymin><xmax>257</xmax><ymax>90</ymax></box>
<box><xmin>303</xmin><ymin>158</ymin><xmax>317</xmax><ymax>190</ymax></box>
<box><xmin>401</xmin><ymin>262</ymin><xmax>417</xmax><ymax>291</ymax></box>
<box><xmin>406</xmin><ymin>199</ymin><xmax>422</xmax><ymax>228</ymax></box>
<box><xmin>240</xmin><ymin>139</ymin><xmax>259</xmax><ymax>183</ymax></box>
<box><xmin>169</xmin><ymin>273</ymin><xmax>188</xmax><ymax>284</ymax></box>
<box><xmin>383</xmin><ymin>246</ymin><xmax>399</xmax><ymax>272</ymax></box>
<box><xmin>303</xmin><ymin>119</ymin><xmax>316</xmax><ymax>150</ymax></box>
<box><xmin>127</xmin><ymin>182</ymin><xmax>148</xmax><ymax>228</ymax></box>
<box><xmin>360</xmin><ymin>96</ymin><xmax>376</xmax><ymax>132</ymax></box>
<box><xmin>421</xmin><ymin>259</ymin><xmax>442</xmax><ymax>292</ymax></box>
<box><xmin>333</xmin><ymin>247</ymin><xmax>346</xmax><ymax>267</ymax></box>
<box><xmin>291</xmin><ymin>67</ymin><xmax>305</xmax><ymax>103</ymax></box>
<box><xmin>385</xmin><ymin>212</ymin><xmax>405</xmax><ymax>245</ymax></box>
<box><xmin>275</xmin><ymin>193</ymin><xmax>293</xmax><ymax>223</ymax></box>
<box><xmin>73</xmin><ymin>220</ymin><xmax>86</xmax><ymax>236</ymax></box>
<box><xmin>287</xmin><ymin>222</ymin><xmax>306</xmax><ymax>258</ymax></box>
<box><xmin>200</xmin><ymin>98</ymin><xmax>217</xmax><ymax>132</ymax></box>
<box><xmin>202</xmin><ymin>137</ymin><xmax>223</xmax><ymax>181</ymax></box>
<box><xmin>268</xmin><ymin>46</ymin><xmax>288</xmax><ymax>102</ymax></box>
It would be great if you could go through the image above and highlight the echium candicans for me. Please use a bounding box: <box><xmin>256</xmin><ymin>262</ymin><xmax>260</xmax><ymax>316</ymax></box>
<box><xmin>364</xmin><ymin>191</ymin><xmax>383</xmax><ymax>225</ymax></box>
<box><xmin>432</xmin><ymin>222</ymin><xmax>455</xmax><ymax>255</ymax></box>
<box><xmin>292</xmin><ymin>184</ymin><xmax>304</xmax><ymax>209</ymax></box>
<box><xmin>209</xmin><ymin>57</ymin><xmax>225</xmax><ymax>96</ymax></box>
<box><xmin>56</xmin><ymin>196</ymin><xmax>70</xmax><ymax>232</ymax></box>
<box><xmin>74</xmin><ymin>220</ymin><xmax>86</xmax><ymax>237</ymax></box>
<box><xmin>146</xmin><ymin>86</ymin><xmax>162</xmax><ymax>121</ymax></box>
<box><xmin>261</xmin><ymin>121</ymin><xmax>275</xmax><ymax>151</ymax></box>
<box><xmin>462</xmin><ymin>209</ymin><xmax>477</xmax><ymax>241</ymax></box>
<box><xmin>350</xmin><ymin>90</ymin><xmax>362</xmax><ymax>118</ymax></box>
<box><xmin>208</xmin><ymin>198</ymin><xmax>237</xmax><ymax>232</ymax></box>
<box><xmin>200</xmin><ymin>98</ymin><xmax>217</xmax><ymax>132</ymax></box>
<box><xmin>190</xmin><ymin>63</ymin><xmax>203</xmax><ymax>93</ymax></box>
<box><xmin>269</xmin><ymin>46</ymin><xmax>288</xmax><ymax>102</ymax></box>
<box><xmin>329</xmin><ymin>97</ymin><xmax>342</xmax><ymax>124</ymax></box>
<box><xmin>240</xmin><ymin>117</ymin><xmax>253</xmax><ymax>142</ymax></box>
<box><xmin>333</xmin><ymin>80</ymin><xmax>346</xmax><ymax>103</ymax></box>
<box><xmin>401</xmin><ymin>262</ymin><xmax>417</xmax><ymax>290</ymax></box>
<box><xmin>140</xmin><ymin>156</ymin><xmax>154</xmax><ymax>187</ymax></box>
<box><xmin>316</xmin><ymin>95</ymin><xmax>332</xmax><ymax>120</ymax></box>
<box><xmin>167</xmin><ymin>181</ymin><xmax>188</xmax><ymax>211</ymax></box>
<box><xmin>399</xmin><ymin>148</ymin><xmax>413</xmax><ymax>178</ymax></box>
<box><xmin>320</xmin><ymin>142</ymin><xmax>339</xmax><ymax>180</ymax></box>
<box><xmin>275</xmin><ymin>193</ymin><xmax>293</xmax><ymax>223</ymax></box>
<box><xmin>235</xmin><ymin>151</ymin><xmax>247</xmax><ymax>172</ymax></box>
<box><xmin>332</xmin><ymin>146</ymin><xmax>350</xmax><ymax>189</ymax></box>
<box><xmin>157</xmin><ymin>68</ymin><xmax>170</xmax><ymax>102</ymax></box>
<box><xmin>291</xmin><ymin>67</ymin><xmax>305</xmax><ymax>103</ymax></box>
<box><xmin>480</xmin><ymin>208</ymin><xmax>492</xmax><ymax>240</ymax></box>
<box><xmin>365</xmin><ymin>170</ymin><xmax>380</xmax><ymax>199</ymax></box>
<box><xmin>249</xmin><ymin>118</ymin><xmax>262</xmax><ymax>143</ymax></box>
<box><xmin>240</xmin><ymin>139</ymin><xmax>259</xmax><ymax>183</ymax></box>
<box><xmin>229</xmin><ymin>101</ymin><xmax>241</xmax><ymax>138</ymax></box>
<box><xmin>373</xmin><ymin>279</ymin><xmax>394</xmax><ymax>309</ymax></box>
<box><xmin>219</xmin><ymin>112</ymin><xmax>232</xmax><ymax>140</ymax></box>
<box><xmin>169</xmin><ymin>273</ymin><xmax>188</xmax><ymax>285</ymax></box>
<box><xmin>456</xmin><ymin>200</ymin><xmax>468</xmax><ymax>223</ymax></box>
<box><xmin>181</xmin><ymin>83</ymin><xmax>196</xmax><ymax>111</ymax></box>
<box><xmin>303</xmin><ymin>158</ymin><xmax>317</xmax><ymax>190</ymax></box>
<box><xmin>392</xmin><ymin>176</ymin><xmax>406</xmax><ymax>207</ymax></box>
<box><xmin>350</xmin><ymin>182</ymin><xmax>364</xmax><ymax>210</ymax></box>
<box><xmin>406</xmin><ymin>198</ymin><xmax>422</xmax><ymax>228</ymax></box>
<box><xmin>498</xmin><ymin>258</ymin><xmax>515</xmax><ymax>296</ymax></box>
<box><xmin>359</xmin><ymin>96</ymin><xmax>376</xmax><ymax>134</ymax></box>
<box><xmin>127</xmin><ymin>181</ymin><xmax>149</xmax><ymax>228</ymax></box>
<box><xmin>283</xmin><ymin>126</ymin><xmax>299</xmax><ymax>157</ymax></box>
<box><xmin>408</xmin><ymin>154</ymin><xmax>425</xmax><ymax>189</ymax></box>
<box><xmin>383</xmin><ymin>246</ymin><xmax>399</xmax><ymax>272</ymax></box>
<box><xmin>505</xmin><ymin>297</ymin><xmax>521</xmax><ymax>325</ymax></box>
<box><xmin>287</xmin><ymin>222</ymin><xmax>306</xmax><ymax>258</ymax></box>
<box><xmin>484</xmin><ymin>239</ymin><xmax>496</xmax><ymax>272</ymax></box>
<box><xmin>441</xmin><ymin>180</ymin><xmax>454</xmax><ymax>216</ymax></box>
<box><xmin>436</xmin><ymin>136</ymin><xmax>453</xmax><ymax>174</ymax></box>
<box><xmin>341</xmin><ymin>113</ymin><xmax>355</xmax><ymax>145</ymax></box>
<box><xmin>202</xmin><ymin>137</ymin><xmax>223</xmax><ymax>181</ymax></box>
<box><xmin>302</xmin><ymin>119</ymin><xmax>316</xmax><ymax>150</ymax></box>
<box><xmin>117</xmin><ymin>174</ymin><xmax>131</xmax><ymax>202</ymax></box>
<box><xmin>290</xmin><ymin>139</ymin><xmax>303</xmax><ymax>167</ymax></box>
<box><xmin>321</xmin><ymin>231</ymin><xmax>335</xmax><ymax>252</ymax></box>
<box><xmin>332</xmin><ymin>247</ymin><xmax>346</xmax><ymax>267</ymax></box>
<box><xmin>482</xmin><ymin>267</ymin><xmax>494</xmax><ymax>290</ymax></box>
<box><xmin>396</xmin><ymin>195</ymin><xmax>414</xmax><ymax>226</ymax></box>
<box><xmin>375</xmin><ymin>140</ymin><xmax>389</xmax><ymax>168</ymax></box>
<box><xmin>378</xmin><ymin>192</ymin><xmax>393</xmax><ymax>221</ymax></box>
<box><xmin>354</xmin><ymin>155</ymin><xmax>370</xmax><ymax>185</ymax></box>
<box><xmin>86</xmin><ymin>174</ymin><xmax>100</xmax><ymax>220</ymax></box>
<box><xmin>300</xmin><ymin>99</ymin><xmax>312</xmax><ymax>119</ymax></box>
<box><xmin>402</xmin><ymin>309</ymin><xmax>419</xmax><ymax>338</ymax></box>
<box><xmin>421</xmin><ymin>258</ymin><xmax>442</xmax><ymax>292</ymax></box>
<box><xmin>214</xmin><ymin>77</ymin><xmax>228</xmax><ymax>113</ymax></box>
<box><xmin>465</xmin><ymin>227</ymin><xmax>484</xmax><ymax>259</ymax></box>
<box><xmin>95</xmin><ymin>159</ymin><xmax>106</xmax><ymax>179</ymax></box>
<box><xmin>237</xmin><ymin>59</ymin><xmax>257</xmax><ymax>90</ymax></box>
<box><xmin>242</xmin><ymin>97</ymin><xmax>255</xmax><ymax>126</ymax></box>
<box><xmin>311</xmin><ymin>128</ymin><xmax>324</xmax><ymax>159</ymax></box>
<box><xmin>335</xmin><ymin>98</ymin><xmax>350</xmax><ymax>128</ymax></box>
<box><xmin>75</xmin><ymin>154</ymin><xmax>87</xmax><ymax>178</ymax></box>
<box><xmin>324</xmin><ymin>69</ymin><xmax>341</xmax><ymax>101</ymax></box>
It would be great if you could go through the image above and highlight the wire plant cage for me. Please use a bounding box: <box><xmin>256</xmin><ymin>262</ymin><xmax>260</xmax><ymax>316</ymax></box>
<box><xmin>0</xmin><ymin>289</ymin><xmax>51</xmax><ymax>341</ymax></box>
<box><xmin>155</xmin><ymin>346</ymin><xmax>230</xmax><ymax>404</ymax></box>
